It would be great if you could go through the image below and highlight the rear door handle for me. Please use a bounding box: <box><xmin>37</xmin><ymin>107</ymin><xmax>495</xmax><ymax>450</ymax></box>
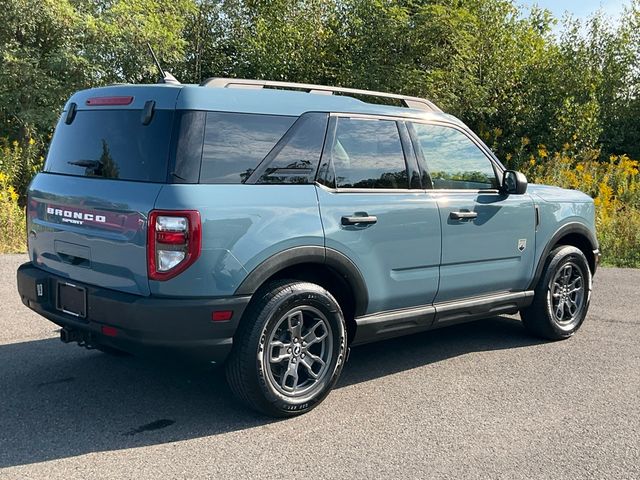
<box><xmin>449</xmin><ymin>211</ymin><xmax>478</xmax><ymax>220</ymax></box>
<box><xmin>341</xmin><ymin>215</ymin><xmax>378</xmax><ymax>226</ymax></box>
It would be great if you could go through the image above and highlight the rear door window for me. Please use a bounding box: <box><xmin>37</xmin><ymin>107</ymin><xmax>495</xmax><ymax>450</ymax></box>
<box><xmin>200</xmin><ymin>112</ymin><xmax>295</xmax><ymax>183</ymax></box>
<box><xmin>45</xmin><ymin>109</ymin><xmax>174</xmax><ymax>182</ymax></box>
<box><xmin>325</xmin><ymin>117</ymin><xmax>409</xmax><ymax>189</ymax></box>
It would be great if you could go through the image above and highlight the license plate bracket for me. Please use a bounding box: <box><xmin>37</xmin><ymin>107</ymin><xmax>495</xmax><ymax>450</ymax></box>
<box><xmin>57</xmin><ymin>282</ymin><xmax>87</xmax><ymax>318</ymax></box>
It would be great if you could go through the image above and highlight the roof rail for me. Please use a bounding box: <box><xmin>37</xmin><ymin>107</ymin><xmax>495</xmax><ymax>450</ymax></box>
<box><xmin>200</xmin><ymin>77</ymin><xmax>442</xmax><ymax>113</ymax></box>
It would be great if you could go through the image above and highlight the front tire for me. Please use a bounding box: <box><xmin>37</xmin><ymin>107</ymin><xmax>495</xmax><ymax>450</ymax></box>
<box><xmin>521</xmin><ymin>245</ymin><xmax>592</xmax><ymax>340</ymax></box>
<box><xmin>226</xmin><ymin>280</ymin><xmax>347</xmax><ymax>417</ymax></box>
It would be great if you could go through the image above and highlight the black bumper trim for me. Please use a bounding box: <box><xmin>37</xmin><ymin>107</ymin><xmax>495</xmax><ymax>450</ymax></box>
<box><xmin>17</xmin><ymin>262</ymin><xmax>250</xmax><ymax>363</ymax></box>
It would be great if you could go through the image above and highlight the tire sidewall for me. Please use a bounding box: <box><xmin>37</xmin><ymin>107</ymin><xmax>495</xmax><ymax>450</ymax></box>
<box><xmin>254</xmin><ymin>284</ymin><xmax>346</xmax><ymax>415</ymax></box>
<box><xmin>541</xmin><ymin>246</ymin><xmax>592</xmax><ymax>337</ymax></box>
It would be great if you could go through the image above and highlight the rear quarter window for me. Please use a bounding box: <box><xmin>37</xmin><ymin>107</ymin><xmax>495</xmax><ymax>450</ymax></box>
<box><xmin>199</xmin><ymin>113</ymin><xmax>296</xmax><ymax>184</ymax></box>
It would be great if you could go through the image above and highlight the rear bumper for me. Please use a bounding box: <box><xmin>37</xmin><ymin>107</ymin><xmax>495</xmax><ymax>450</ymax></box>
<box><xmin>17</xmin><ymin>262</ymin><xmax>250</xmax><ymax>363</ymax></box>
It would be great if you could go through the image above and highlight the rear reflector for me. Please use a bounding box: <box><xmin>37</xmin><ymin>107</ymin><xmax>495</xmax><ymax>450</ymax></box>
<box><xmin>212</xmin><ymin>310</ymin><xmax>233</xmax><ymax>322</ymax></box>
<box><xmin>101</xmin><ymin>326</ymin><xmax>118</xmax><ymax>337</ymax></box>
<box><xmin>86</xmin><ymin>96</ymin><xmax>134</xmax><ymax>106</ymax></box>
<box><xmin>156</xmin><ymin>231</ymin><xmax>187</xmax><ymax>244</ymax></box>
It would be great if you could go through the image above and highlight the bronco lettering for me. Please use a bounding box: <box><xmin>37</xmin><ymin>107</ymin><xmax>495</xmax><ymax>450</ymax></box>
<box><xmin>47</xmin><ymin>206</ymin><xmax>106</xmax><ymax>224</ymax></box>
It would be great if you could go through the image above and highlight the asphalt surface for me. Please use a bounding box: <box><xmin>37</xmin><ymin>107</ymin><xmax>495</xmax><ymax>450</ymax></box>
<box><xmin>0</xmin><ymin>254</ymin><xmax>638</xmax><ymax>479</ymax></box>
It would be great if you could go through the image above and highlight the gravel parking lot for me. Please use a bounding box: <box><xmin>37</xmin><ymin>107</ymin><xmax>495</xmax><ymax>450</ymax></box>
<box><xmin>0</xmin><ymin>254</ymin><xmax>638</xmax><ymax>479</ymax></box>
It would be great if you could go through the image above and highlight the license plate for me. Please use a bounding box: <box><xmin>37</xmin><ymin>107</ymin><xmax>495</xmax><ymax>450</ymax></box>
<box><xmin>57</xmin><ymin>282</ymin><xmax>86</xmax><ymax>318</ymax></box>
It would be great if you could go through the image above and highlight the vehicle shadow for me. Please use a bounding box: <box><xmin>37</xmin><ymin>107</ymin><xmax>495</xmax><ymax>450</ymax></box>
<box><xmin>0</xmin><ymin>315</ymin><xmax>542</xmax><ymax>468</ymax></box>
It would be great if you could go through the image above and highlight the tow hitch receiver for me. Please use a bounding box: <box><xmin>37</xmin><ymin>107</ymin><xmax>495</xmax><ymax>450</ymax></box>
<box><xmin>59</xmin><ymin>328</ymin><xmax>95</xmax><ymax>349</ymax></box>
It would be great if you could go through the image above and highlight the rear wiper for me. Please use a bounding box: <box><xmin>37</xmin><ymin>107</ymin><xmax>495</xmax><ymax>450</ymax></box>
<box><xmin>67</xmin><ymin>159</ymin><xmax>107</xmax><ymax>177</ymax></box>
<box><xmin>68</xmin><ymin>159</ymin><xmax>102</xmax><ymax>168</ymax></box>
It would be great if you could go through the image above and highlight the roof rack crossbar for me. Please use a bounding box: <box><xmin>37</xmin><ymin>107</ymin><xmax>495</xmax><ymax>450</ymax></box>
<box><xmin>200</xmin><ymin>77</ymin><xmax>442</xmax><ymax>113</ymax></box>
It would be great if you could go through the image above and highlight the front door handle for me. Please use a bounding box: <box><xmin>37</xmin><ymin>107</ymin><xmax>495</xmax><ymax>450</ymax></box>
<box><xmin>341</xmin><ymin>215</ymin><xmax>378</xmax><ymax>226</ymax></box>
<box><xmin>450</xmin><ymin>211</ymin><xmax>478</xmax><ymax>220</ymax></box>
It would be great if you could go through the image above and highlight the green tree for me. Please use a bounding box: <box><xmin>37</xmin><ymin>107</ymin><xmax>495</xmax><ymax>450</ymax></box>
<box><xmin>0</xmin><ymin>0</ymin><xmax>91</xmax><ymax>142</ymax></box>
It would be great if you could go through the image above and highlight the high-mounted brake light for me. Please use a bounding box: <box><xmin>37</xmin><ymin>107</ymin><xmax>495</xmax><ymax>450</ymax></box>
<box><xmin>86</xmin><ymin>96</ymin><xmax>134</xmax><ymax>106</ymax></box>
<box><xmin>147</xmin><ymin>210</ymin><xmax>201</xmax><ymax>281</ymax></box>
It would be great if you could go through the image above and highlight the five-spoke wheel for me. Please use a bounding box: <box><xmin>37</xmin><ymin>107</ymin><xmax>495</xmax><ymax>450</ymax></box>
<box><xmin>521</xmin><ymin>245</ymin><xmax>592</xmax><ymax>339</ymax></box>
<box><xmin>265</xmin><ymin>307</ymin><xmax>333</xmax><ymax>396</ymax></box>
<box><xmin>226</xmin><ymin>280</ymin><xmax>346</xmax><ymax>417</ymax></box>
<box><xmin>549</xmin><ymin>261</ymin><xmax>585</xmax><ymax>327</ymax></box>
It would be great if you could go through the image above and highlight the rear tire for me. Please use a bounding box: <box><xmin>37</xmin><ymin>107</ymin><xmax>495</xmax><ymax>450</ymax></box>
<box><xmin>226</xmin><ymin>280</ymin><xmax>347</xmax><ymax>417</ymax></box>
<box><xmin>521</xmin><ymin>245</ymin><xmax>592</xmax><ymax>340</ymax></box>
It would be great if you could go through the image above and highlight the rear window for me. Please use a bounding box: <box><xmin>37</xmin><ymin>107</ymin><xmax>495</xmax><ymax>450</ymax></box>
<box><xmin>45</xmin><ymin>109</ymin><xmax>174</xmax><ymax>182</ymax></box>
<box><xmin>200</xmin><ymin>113</ymin><xmax>296</xmax><ymax>183</ymax></box>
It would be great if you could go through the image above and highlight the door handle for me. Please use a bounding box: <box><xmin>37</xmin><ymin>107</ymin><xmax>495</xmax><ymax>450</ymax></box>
<box><xmin>341</xmin><ymin>215</ymin><xmax>378</xmax><ymax>226</ymax></box>
<box><xmin>449</xmin><ymin>211</ymin><xmax>478</xmax><ymax>220</ymax></box>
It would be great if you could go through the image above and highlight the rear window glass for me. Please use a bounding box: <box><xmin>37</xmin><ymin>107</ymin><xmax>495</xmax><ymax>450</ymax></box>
<box><xmin>200</xmin><ymin>112</ymin><xmax>295</xmax><ymax>183</ymax></box>
<box><xmin>45</xmin><ymin>109</ymin><xmax>174</xmax><ymax>182</ymax></box>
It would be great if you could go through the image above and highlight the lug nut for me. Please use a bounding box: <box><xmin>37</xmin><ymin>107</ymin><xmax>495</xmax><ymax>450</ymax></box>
<box><xmin>301</xmin><ymin>353</ymin><xmax>306</xmax><ymax>359</ymax></box>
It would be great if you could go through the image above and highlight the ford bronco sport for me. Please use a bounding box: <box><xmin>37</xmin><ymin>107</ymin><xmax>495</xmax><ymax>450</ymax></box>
<box><xmin>17</xmin><ymin>78</ymin><xmax>600</xmax><ymax>417</ymax></box>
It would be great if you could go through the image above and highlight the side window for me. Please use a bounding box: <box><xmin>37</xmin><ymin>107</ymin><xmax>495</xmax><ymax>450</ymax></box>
<box><xmin>411</xmin><ymin>123</ymin><xmax>498</xmax><ymax>190</ymax></box>
<box><xmin>253</xmin><ymin>113</ymin><xmax>328</xmax><ymax>184</ymax></box>
<box><xmin>328</xmin><ymin>117</ymin><xmax>409</xmax><ymax>189</ymax></box>
<box><xmin>200</xmin><ymin>112</ymin><xmax>295</xmax><ymax>183</ymax></box>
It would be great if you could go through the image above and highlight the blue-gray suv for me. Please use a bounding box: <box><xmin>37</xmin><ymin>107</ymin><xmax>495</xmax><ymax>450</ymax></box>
<box><xmin>17</xmin><ymin>78</ymin><xmax>600</xmax><ymax>416</ymax></box>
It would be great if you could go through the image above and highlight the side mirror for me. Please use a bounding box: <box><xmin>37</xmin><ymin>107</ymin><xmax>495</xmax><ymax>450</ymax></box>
<box><xmin>502</xmin><ymin>170</ymin><xmax>528</xmax><ymax>195</ymax></box>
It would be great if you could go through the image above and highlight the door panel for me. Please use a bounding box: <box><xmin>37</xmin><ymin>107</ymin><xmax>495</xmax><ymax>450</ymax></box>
<box><xmin>316</xmin><ymin>115</ymin><xmax>441</xmax><ymax>314</ymax></box>
<box><xmin>433</xmin><ymin>191</ymin><xmax>535</xmax><ymax>302</ymax></box>
<box><xmin>317</xmin><ymin>186</ymin><xmax>441</xmax><ymax>313</ymax></box>
<box><xmin>408</xmin><ymin>121</ymin><xmax>536</xmax><ymax>302</ymax></box>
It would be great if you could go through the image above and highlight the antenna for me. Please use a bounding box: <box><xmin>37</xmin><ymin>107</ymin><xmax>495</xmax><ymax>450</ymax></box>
<box><xmin>148</xmin><ymin>42</ymin><xmax>165</xmax><ymax>78</ymax></box>
<box><xmin>147</xmin><ymin>42</ymin><xmax>180</xmax><ymax>85</ymax></box>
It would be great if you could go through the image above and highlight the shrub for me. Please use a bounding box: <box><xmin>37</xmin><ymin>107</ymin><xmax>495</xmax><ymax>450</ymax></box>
<box><xmin>0</xmin><ymin>137</ymin><xmax>44</xmax><ymax>253</ymax></box>
<box><xmin>0</xmin><ymin>172</ymin><xmax>26</xmax><ymax>253</ymax></box>
<box><xmin>0</xmin><ymin>138</ymin><xmax>45</xmax><ymax>203</ymax></box>
<box><xmin>522</xmin><ymin>148</ymin><xmax>640</xmax><ymax>267</ymax></box>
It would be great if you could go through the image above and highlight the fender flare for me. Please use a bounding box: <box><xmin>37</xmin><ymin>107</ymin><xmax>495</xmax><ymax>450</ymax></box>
<box><xmin>529</xmin><ymin>222</ymin><xmax>599</xmax><ymax>289</ymax></box>
<box><xmin>234</xmin><ymin>246</ymin><xmax>369</xmax><ymax>316</ymax></box>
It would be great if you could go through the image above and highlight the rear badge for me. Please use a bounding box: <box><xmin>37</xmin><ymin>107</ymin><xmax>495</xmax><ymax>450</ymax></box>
<box><xmin>36</xmin><ymin>283</ymin><xmax>44</xmax><ymax>297</ymax></box>
<box><xmin>518</xmin><ymin>239</ymin><xmax>527</xmax><ymax>252</ymax></box>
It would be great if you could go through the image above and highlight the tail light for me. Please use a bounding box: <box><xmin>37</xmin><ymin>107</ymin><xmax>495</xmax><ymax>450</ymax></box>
<box><xmin>147</xmin><ymin>210</ymin><xmax>201</xmax><ymax>281</ymax></box>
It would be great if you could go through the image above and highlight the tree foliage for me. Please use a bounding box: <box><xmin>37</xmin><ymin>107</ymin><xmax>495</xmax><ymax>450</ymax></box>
<box><xmin>0</xmin><ymin>0</ymin><xmax>639</xmax><ymax>163</ymax></box>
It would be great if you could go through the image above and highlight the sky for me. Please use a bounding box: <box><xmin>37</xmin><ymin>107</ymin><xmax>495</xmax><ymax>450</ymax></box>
<box><xmin>521</xmin><ymin>0</ymin><xmax>628</xmax><ymax>22</ymax></box>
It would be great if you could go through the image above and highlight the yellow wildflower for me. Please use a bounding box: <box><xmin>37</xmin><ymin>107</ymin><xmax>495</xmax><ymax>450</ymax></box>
<box><xmin>537</xmin><ymin>145</ymin><xmax>548</xmax><ymax>158</ymax></box>
<box><xmin>8</xmin><ymin>185</ymin><xmax>18</xmax><ymax>203</ymax></box>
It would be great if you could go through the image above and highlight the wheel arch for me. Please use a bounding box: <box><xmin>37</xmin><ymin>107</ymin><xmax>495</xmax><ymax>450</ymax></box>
<box><xmin>234</xmin><ymin>247</ymin><xmax>369</xmax><ymax>342</ymax></box>
<box><xmin>529</xmin><ymin>222</ymin><xmax>599</xmax><ymax>289</ymax></box>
